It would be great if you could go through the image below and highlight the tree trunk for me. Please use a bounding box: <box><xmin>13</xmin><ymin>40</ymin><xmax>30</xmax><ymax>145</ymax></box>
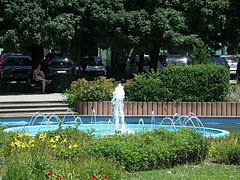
<box><xmin>138</xmin><ymin>53</ymin><xmax>144</xmax><ymax>73</ymax></box>
<box><xmin>150</xmin><ymin>44</ymin><xmax>159</xmax><ymax>71</ymax></box>
<box><xmin>31</xmin><ymin>45</ymin><xmax>44</xmax><ymax>66</ymax></box>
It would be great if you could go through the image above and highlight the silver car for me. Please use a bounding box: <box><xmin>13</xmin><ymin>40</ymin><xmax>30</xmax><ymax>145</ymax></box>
<box><xmin>220</xmin><ymin>55</ymin><xmax>239</xmax><ymax>77</ymax></box>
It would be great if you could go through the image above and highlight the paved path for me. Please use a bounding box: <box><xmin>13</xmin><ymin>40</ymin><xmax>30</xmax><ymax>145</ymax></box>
<box><xmin>0</xmin><ymin>93</ymin><xmax>65</xmax><ymax>102</ymax></box>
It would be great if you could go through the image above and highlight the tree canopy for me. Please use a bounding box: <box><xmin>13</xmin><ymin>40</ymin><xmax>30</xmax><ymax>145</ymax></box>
<box><xmin>0</xmin><ymin>0</ymin><xmax>239</xmax><ymax>70</ymax></box>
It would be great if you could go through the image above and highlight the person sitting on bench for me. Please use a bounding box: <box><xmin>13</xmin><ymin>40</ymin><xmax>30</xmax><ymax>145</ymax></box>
<box><xmin>33</xmin><ymin>64</ymin><xmax>51</xmax><ymax>93</ymax></box>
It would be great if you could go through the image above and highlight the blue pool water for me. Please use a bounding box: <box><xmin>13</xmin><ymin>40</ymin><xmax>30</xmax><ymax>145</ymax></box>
<box><xmin>1</xmin><ymin>116</ymin><xmax>238</xmax><ymax>137</ymax></box>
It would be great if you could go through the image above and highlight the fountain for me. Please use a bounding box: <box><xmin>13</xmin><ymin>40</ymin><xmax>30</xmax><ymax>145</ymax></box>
<box><xmin>111</xmin><ymin>83</ymin><xmax>126</xmax><ymax>133</ymax></box>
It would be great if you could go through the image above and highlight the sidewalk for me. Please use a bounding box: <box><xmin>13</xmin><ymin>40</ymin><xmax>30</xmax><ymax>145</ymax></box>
<box><xmin>0</xmin><ymin>93</ymin><xmax>65</xmax><ymax>102</ymax></box>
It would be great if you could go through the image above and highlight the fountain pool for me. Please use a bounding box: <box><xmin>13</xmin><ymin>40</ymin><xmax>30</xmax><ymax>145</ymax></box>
<box><xmin>1</xmin><ymin>115</ymin><xmax>233</xmax><ymax>138</ymax></box>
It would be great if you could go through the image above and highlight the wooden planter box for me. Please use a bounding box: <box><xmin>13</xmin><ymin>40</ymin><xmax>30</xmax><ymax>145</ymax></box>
<box><xmin>74</xmin><ymin>101</ymin><xmax>240</xmax><ymax>117</ymax></box>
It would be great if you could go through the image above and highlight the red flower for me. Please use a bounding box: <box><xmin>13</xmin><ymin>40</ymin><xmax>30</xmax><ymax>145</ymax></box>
<box><xmin>56</xmin><ymin>174</ymin><xmax>61</xmax><ymax>179</ymax></box>
<box><xmin>101</xmin><ymin>175</ymin><xmax>106</xmax><ymax>179</ymax></box>
<box><xmin>47</xmin><ymin>170</ymin><xmax>53</xmax><ymax>174</ymax></box>
<box><xmin>237</xmin><ymin>141</ymin><xmax>240</xmax><ymax>145</ymax></box>
<box><xmin>46</xmin><ymin>170</ymin><xmax>53</xmax><ymax>178</ymax></box>
<box><xmin>91</xmin><ymin>176</ymin><xmax>96</xmax><ymax>180</ymax></box>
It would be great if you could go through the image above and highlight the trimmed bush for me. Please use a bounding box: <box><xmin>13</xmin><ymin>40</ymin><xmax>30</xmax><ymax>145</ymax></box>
<box><xmin>63</xmin><ymin>76</ymin><xmax>117</xmax><ymax>105</ymax></box>
<box><xmin>82</xmin><ymin>128</ymin><xmax>209</xmax><ymax>172</ymax></box>
<box><xmin>125</xmin><ymin>64</ymin><xmax>230</xmax><ymax>102</ymax></box>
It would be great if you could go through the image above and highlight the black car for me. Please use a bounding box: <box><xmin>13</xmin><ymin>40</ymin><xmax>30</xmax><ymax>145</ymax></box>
<box><xmin>1</xmin><ymin>54</ymin><xmax>32</xmax><ymax>83</ymax></box>
<box><xmin>43</xmin><ymin>52</ymin><xmax>77</xmax><ymax>77</ymax></box>
<box><xmin>78</xmin><ymin>56</ymin><xmax>106</xmax><ymax>77</ymax></box>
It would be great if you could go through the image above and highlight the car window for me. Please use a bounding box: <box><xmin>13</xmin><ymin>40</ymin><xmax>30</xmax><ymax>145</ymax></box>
<box><xmin>51</xmin><ymin>54</ymin><xmax>70</xmax><ymax>60</ymax></box>
<box><xmin>209</xmin><ymin>57</ymin><xmax>227</xmax><ymax>65</ymax></box>
<box><xmin>5</xmin><ymin>57</ymin><xmax>32</xmax><ymax>66</ymax></box>
<box><xmin>223</xmin><ymin>57</ymin><xmax>239</xmax><ymax>63</ymax></box>
<box><xmin>81</xmin><ymin>57</ymin><xmax>103</xmax><ymax>66</ymax></box>
<box><xmin>167</xmin><ymin>57</ymin><xmax>188</xmax><ymax>64</ymax></box>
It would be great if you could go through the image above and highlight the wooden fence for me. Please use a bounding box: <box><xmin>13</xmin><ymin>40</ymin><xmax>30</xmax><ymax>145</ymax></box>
<box><xmin>74</xmin><ymin>101</ymin><xmax>240</xmax><ymax>117</ymax></box>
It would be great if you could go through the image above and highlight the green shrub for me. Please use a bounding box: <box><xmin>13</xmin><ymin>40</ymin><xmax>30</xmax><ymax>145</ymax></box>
<box><xmin>63</xmin><ymin>76</ymin><xmax>117</xmax><ymax>105</ymax></box>
<box><xmin>210</xmin><ymin>137</ymin><xmax>240</xmax><ymax>164</ymax></box>
<box><xmin>125</xmin><ymin>64</ymin><xmax>230</xmax><ymax>102</ymax></box>
<box><xmin>48</xmin><ymin>74</ymin><xmax>76</xmax><ymax>93</ymax></box>
<box><xmin>124</xmin><ymin>70</ymin><xmax>170</xmax><ymax>101</ymax></box>
<box><xmin>82</xmin><ymin>128</ymin><xmax>209</xmax><ymax>172</ymax></box>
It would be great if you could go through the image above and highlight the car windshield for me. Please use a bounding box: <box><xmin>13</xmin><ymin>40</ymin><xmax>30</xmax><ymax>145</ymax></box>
<box><xmin>81</xmin><ymin>57</ymin><xmax>103</xmax><ymax>66</ymax></box>
<box><xmin>5</xmin><ymin>56</ymin><xmax>31</xmax><ymax>66</ymax></box>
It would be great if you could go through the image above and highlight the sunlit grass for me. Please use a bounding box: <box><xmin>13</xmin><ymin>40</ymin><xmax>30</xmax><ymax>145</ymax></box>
<box><xmin>124</xmin><ymin>164</ymin><xmax>240</xmax><ymax>180</ymax></box>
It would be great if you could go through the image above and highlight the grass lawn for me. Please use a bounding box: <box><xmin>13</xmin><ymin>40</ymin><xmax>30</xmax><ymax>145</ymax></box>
<box><xmin>125</xmin><ymin>164</ymin><xmax>240</xmax><ymax>180</ymax></box>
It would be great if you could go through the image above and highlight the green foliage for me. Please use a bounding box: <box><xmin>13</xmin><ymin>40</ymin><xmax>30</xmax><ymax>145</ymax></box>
<box><xmin>209</xmin><ymin>136</ymin><xmax>240</xmax><ymax>164</ymax></box>
<box><xmin>125</xmin><ymin>64</ymin><xmax>230</xmax><ymax>102</ymax></box>
<box><xmin>189</xmin><ymin>40</ymin><xmax>210</xmax><ymax>64</ymax></box>
<box><xmin>0</xmin><ymin>128</ymin><xmax>122</xmax><ymax>179</ymax></box>
<box><xmin>63</xmin><ymin>76</ymin><xmax>117</xmax><ymax>105</ymax></box>
<box><xmin>82</xmin><ymin>128</ymin><xmax>209</xmax><ymax>172</ymax></box>
<box><xmin>124</xmin><ymin>70</ymin><xmax>169</xmax><ymax>101</ymax></box>
<box><xmin>48</xmin><ymin>74</ymin><xmax>76</xmax><ymax>93</ymax></box>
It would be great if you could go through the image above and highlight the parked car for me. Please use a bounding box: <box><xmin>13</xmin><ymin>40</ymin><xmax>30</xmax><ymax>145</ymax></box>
<box><xmin>1</xmin><ymin>54</ymin><xmax>32</xmax><ymax>83</ymax></box>
<box><xmin>125</xmin><ymin>55</ymin><xmax>163</xmax><ymax>75</ymax></box>
<box><xmin>220</xmin><ymin>55</ymin><xmax>239</xmax><ymax>77</ymax></box>
<box><xmin>237</xmin><ymin>59</ymin><xmax>240</xmax><ymax>81</ymax></box>
<box><xmin>43</xmin><ymin>52</ymin><xmax>77</xmax><ymax>77</ymax></box>
<box><xmin>165</xmin><ymin>55</ymin><xmax>188</xmax><ymax>66</ymax></box>
<box><xmin>78</xmin><ymin>56</ymin><xmax>106</xmax><ymax>77</ymax></box>
<box><xmin>0</xmin><ymin>52</ymin><xmax>23</xmax><ymax>75</ymax></box>
<box><xmin>209</xmin><ymin>56</ymin><xmax>230</xmax><ymax>68</ymax></box>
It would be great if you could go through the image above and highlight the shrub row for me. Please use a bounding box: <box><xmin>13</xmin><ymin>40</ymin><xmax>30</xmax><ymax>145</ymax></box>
<box><xmin>125</xmin><ymin>64</ymin><xmax>230</xmax><ymax>102</ymax></box>
<box><xmin>82</xmin><ymin>128</ymin><xmax>209</xmax><ymax>172</ymax></box>
<box><xmin>64</xmin><ymin>64</ymin><xmax>230</xmax><ymax>104</ymax></box>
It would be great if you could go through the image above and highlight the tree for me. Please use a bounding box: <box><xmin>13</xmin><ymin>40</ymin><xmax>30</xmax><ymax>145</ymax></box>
<box><xmin>189</xmin><ymin>40</ymin><xmax>210</xmax><ymax>64</ymax></box>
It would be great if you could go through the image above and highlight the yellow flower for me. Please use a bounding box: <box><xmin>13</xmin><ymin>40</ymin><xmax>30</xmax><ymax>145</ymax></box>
<box><xmin>15</xmin><ymin>140</ymin><xmax>21</xmax><ymax>148</ymax></box>
<box><xmin>29</xmin><ymin>138</ymin><xmax>35</xmax><ymax>144</ymax></box>
<box><xmin>12</xmin><ymin>160</ymin><xmax>15</xmax><ymax>163</ymax></box>
<box><xmin>24</xmin><ymin>132</ymin><xmax>29</xmax><ymax>136</ymax></box>
<box><xmin>21</xmin><ymin>143</ymin><xmax>26</xmax><ymax>148</ymax></box>
<box><xmin>51</xmin><ymin>144</ymin><xmax>57</xmax><ymax>148</ymax></box>
<box><xmin>69</xmin><ymin>144</ymin><xmax>73</xmax><ymax>149</ymax></box>
<box><xmin>62</xmin><ymin>138</ymin><xmax>67</xmax><ymax>143</ymax></box>
<box><xmin>18</xmin><ymin>133</ymin><xmax>24</xmax><ymax>138</ymax></box>
<box><xmin>122</xmin><ymin>166</ymin><xmax>125</xmax><ymax>169</ymax></box>
<box><xmin>11</xmin><ymin>142</ymin><xmax>15</xmax><ymax>148</ymax></box>
<box><xmin>39</xmin><ymin>133</ymin><xmax>47</xmax><ymax>141</ymax></box>
<box><xmin>50</xmin><ymin>138</ymin><xmax>55</xmax><ymax>143</ymax></box>
<box><xmin>55</xmin><ymin>135</ymin><xmax>60</xmax><ymax>141</ymax></box>
<box><xmin>72</xmin><ymin>144</ymin><xmax>78</xmax><ymax>148</ymax></box>
<box><xmin>21</xmin><ymin>160</ymin><xmax>24</xmax><ymax>163</ymax></box>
